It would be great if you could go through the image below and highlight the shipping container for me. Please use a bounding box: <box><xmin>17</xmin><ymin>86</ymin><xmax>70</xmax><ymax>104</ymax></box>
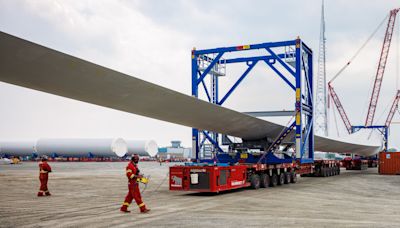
<box><xmin>379</xmin><ymin>152</ymin><xmax>400</xmax><ymax>175</ymax></box>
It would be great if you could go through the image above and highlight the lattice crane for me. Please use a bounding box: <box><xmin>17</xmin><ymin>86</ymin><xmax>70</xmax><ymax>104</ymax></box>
<box><xmin>328</xmin><ymin>8</ymin><xmax>399</xmax><ymax>134</ymax></box>
<box><xmin>365</xmin><ymin>8</ymin><xmax>399</xmax><ymax>126</ymax></box>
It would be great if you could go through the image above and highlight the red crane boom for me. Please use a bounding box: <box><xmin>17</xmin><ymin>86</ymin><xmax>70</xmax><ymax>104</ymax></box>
<box><xmin>365</xmin><ymin>8</ymin><xmax>399</xmax><ymax>126</ymax></box>
<box><xmin>328</xmin><ymin>83</ymin><xmax>352</xmax><ymax>134</ymax></box>
<box><xmin>385</xmin><ymin>90</ymin><xmax>400</xmax><ymax>127</ymax></box>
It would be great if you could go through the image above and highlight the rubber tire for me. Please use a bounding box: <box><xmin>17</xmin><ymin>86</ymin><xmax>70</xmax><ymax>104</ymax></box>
<box><xmin>277</xmin><ymin>173</ymin><xmax>285</xmax><ymax>185</ymax></box>
<box><xmin>322</xmin><ymin>168</ymin><xmax>328</xmax><ymax>177</ymax></box>
<box><xmin>290</xmin><ymin>171</ymin><xmax>297</xmax><ymax>183</ymax></box>
<box><xmin>314</xmin><ymin>168</ymin><xmax>323</xmax><ymax>177</ymax></box>
<box><xmin>284</xmin><ymin>172</ymin><xmax>291</xmax><ymax>184</ymax></box>
<box><xmin>250</xmin><ymin>174</ymin><xmax>260</xmax><ymax>189</ymax></box>
<box><xmin>270</xmin><ymin>173</ymin><xmax>278</xmax><ymax>187</ymax></box>
<box><xmin>260</xmin><ymin>173</ymin><xmax>270</xmax><ymax>188</ymax></box>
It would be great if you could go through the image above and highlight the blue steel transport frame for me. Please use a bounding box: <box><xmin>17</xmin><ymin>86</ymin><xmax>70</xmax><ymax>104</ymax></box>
<box><xmin>352</xmin><ymin>125</ymin><xmax>388</xmax><ymax>152</ymax></box>
<box><xmin>191</xmin><ymin>38</ymin><xmax>314</xmax><ymax>164</ymax></box>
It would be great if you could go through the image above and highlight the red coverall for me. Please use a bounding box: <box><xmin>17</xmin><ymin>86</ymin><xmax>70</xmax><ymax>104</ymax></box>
<box><xmin>120</xmin><ymin>161</ymin><xmax>148</xmax><ymax>213</ymax></box>
<box><xmin>37</xmin><ymin>161</ymin><xmax>52</xmax><ymax>196</ymax></box>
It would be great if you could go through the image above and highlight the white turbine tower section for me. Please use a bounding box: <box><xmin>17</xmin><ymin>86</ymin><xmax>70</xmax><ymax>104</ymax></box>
<box><xmin>315</xmin><ymin>0</ymin><xmax>328</xmax><ymax>136</ymax></box>
<box><xmin>0</xmin><ymin>138</ymin><xmax>158</xmax><ymax>157</ymax></box>
<box><xmin>0</xmin><ymin>140</ymin><xmax>36</xmax><ymax>156</ymax></box>
<box><xmin>126</xmin><ymin>140</ymin><xmax>158</xmax><ymax>157</ymax></box>
<box><xmin>36</xmin><ymin>138</ymin><xmax>127</xmax><ymax>157</ymax></box>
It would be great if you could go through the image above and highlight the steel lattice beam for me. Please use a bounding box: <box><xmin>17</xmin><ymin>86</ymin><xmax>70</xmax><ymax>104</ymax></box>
<box><xmin>328</xmin><ymin>83</ymin><xmax>352</xmax><ymax>134</ymax></box>
<box><xmin>385</xmin><ymin>90</ymin><xmax>400</xmax><ymax>126</ymax></box>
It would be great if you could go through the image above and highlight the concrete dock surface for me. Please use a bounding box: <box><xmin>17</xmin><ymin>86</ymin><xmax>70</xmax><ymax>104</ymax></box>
<box><xmin>1</xmin><ymin>162</ymin><xmax>400</xmax><ymax>228</ymax></box>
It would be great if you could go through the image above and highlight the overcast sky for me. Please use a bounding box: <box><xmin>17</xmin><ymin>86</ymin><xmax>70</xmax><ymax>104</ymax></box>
<box><xmin>0</xmin><ymin>0</ymin><xmax>399</xmax><ymax>149</ymax></box>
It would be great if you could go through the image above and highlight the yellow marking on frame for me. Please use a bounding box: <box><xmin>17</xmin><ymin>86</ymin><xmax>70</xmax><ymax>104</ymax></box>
<box><xmin>296</xmin><ymin>114</ymin><xmax>301</xmax><ymax>124</ymax></box>
<box><xmin>296</xmin><ymin>88</ymin><xmax>301</xmax><ymax>100</ymax></box>
<box><xmin>243</xmin><ymin>45</ymin><xmax>250</xmax><ymax>50</ymax></box>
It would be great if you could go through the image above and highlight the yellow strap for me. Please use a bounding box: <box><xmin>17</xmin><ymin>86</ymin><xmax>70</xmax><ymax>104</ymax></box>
<box><xmin>122</xmin><ymin>202</ymin><xmax>130</xmax><ymax>206</ymax></box>
<box><xmin>126</xmin><ymin>169</ymin><xmax>132</xmax><ymax>173</ymax></box>
<box><xmin>40</xmin><ymin>170</ymin><xmax>48</xmax><ymax>173</ymax></box>
<box><xmin>130</xmin><ymin>174</ymin><xmax>135</xmax><ymax>179</ymax></box>
<box><xmin>138</xmin><ymin>203</ymin><xmax>145</xmax><ymax>208</ymax></box>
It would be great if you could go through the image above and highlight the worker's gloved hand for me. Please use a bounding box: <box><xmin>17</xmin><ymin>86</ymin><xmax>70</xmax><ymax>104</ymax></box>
<box><xmin>136</xmin><ymin>168</ymin><xmax>140</xmax><ymax>174</ymax></box>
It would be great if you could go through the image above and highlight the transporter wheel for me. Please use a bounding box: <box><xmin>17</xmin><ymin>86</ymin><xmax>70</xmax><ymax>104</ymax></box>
<box><xmin>322</xmin><ymin>168</ymin><xmax>328</xmax><ymax>177</ymax></box>
<box><xmin>250</xmin><ymin>174</ymin><xmax>261</xmax><ymax>189</ymax></box>
<box><xmin>277</xmin><ymin>173</ymin><xmax>285</xmax><ymax>185</ymax></box>
<box><xmin>260</xmin><ymin>173</ymin><xmax>270</xmax><ymax>188</ymax></box>
<box><xmin>284</xmin><ymin>172</ymin><xmax>291</xmax><ymax>184</ymax></box>
<box><xmin>270</xmin><ymin>173</ymin><xmax>278</xmax><ymax>187</ymax></box>
<box><xmin>290</xmin><ymin>171</ymin><xmax>297</xmax><ymax>183</ymax></box>
<box><xmin>318</xmin><ymin>168</ymin><xmax>324</xmax><ymax>177</ymax></box>
<box><xmin>315</xmin><ymin>168</ymin><xmax>321</xmax><ymax>177</ymax></box>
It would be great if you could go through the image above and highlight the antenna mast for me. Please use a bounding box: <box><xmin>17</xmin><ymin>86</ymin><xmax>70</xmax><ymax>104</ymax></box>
<box><xmin>315</xmin><ymin>0</ymin><xmax>328</xmax><ymax>136</ymax></box>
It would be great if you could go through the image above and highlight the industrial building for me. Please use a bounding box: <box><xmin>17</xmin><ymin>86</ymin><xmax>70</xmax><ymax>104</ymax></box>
<box><xmin>157</xmin><ymin>140</ymin><xmax>192</xmax><ymax>160</ymax></box>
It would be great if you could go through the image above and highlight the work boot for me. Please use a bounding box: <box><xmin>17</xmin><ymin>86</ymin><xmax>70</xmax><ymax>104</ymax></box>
<box><xmin>140</xmin><ymin>208</ymin><xmax>151</xmax><ymax>214</ymax></box>
<box><xmin>37</xmin><ymin>192</ymin><xmax>44</xmax><ymax>197</ymax></box>
<box><xmin>120</xmin><ymin>205</ymin><xmax>130</xmax><ymax>213</ymax></box>
<box><xmin>45</xmin><ymin>191</ymin><xmax>51</xmax><ymax>196</ymax></box>
<box><xmin>140</xmin><ymin>205</ymin><xmax>150</xmax><ymax>213</ymax></box>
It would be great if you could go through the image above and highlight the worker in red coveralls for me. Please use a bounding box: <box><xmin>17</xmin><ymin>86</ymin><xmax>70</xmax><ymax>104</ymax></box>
<box><xmin>37</xmin><ymin>156</ymin><xmax>52</xmax><ymax>197</ymax></box>
<box><xmin>120</xmin><ymin>154</ymin><xmax>150</xmax><ymax>213</ymax></box>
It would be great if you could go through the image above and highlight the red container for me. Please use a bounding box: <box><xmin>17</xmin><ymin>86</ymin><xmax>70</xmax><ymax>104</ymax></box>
<box><xmin>379</xmin><ymin>152</ymin><xmax>400</xmax><ymax>175</ymax></box>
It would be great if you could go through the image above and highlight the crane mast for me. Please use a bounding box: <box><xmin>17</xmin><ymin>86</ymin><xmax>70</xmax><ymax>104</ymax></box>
<box><xmin>365</xmin><ymin>8</ymin><xmax>399</xmax><ymax>126</ymax></box>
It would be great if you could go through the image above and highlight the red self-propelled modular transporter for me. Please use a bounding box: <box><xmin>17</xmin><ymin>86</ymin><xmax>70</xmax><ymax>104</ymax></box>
<box><xmin>170</xmin><ymin>165</ymin><xmax>250</xmax><ymax>193</ymax></box>
<box><xmin>169</xmin><ymin>155</ymin><xmax>341</xmax><ymax>193</ymax></box>
<box><xmin>169</xmin><ymin>152</ymin><xmax>301</xmax><ymax>193</ymax></box>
